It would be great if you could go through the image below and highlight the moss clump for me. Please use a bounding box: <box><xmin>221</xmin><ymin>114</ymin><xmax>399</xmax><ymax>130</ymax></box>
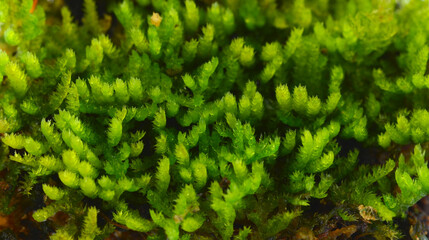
<box><xmin>0</xmin><ymin>0</ymin><xmax>429</xmax><ymax>239</ymax></box>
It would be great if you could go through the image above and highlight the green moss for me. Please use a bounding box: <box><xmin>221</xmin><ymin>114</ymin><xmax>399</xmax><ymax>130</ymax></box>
<box><xmin>0</xmin><ymin>0</ymin><xmax>429</xmax><ymax>239</ymax></box>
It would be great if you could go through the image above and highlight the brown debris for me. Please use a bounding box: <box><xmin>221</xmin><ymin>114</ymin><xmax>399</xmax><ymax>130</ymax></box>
<box><xmin>318</xmin><ymin>225</ymin><xmax>357</xmax><ymax>240</ymax></box>
<box><xmin>358</xmin><ymin>205</ymin><xmax>379</xmax><ymax>222</ymax></box>
<box><xmin>295</xmin><ymin>227</ymin><xmax>316</xmax><ymax>240</ymax></box>
<box><xmin>150</xmin><ymin>13</ymin><xmax>162</xmax><ymax>27</ymax></box>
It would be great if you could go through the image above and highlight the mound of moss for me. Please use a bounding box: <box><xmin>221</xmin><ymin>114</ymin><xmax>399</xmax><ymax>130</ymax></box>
<box><xmin>0</xmin><ymin>0</ymin><xmax>429</xmax><ymax>239</ymax></box>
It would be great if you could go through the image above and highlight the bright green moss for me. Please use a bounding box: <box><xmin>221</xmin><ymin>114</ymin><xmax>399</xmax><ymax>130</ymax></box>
<box><xmin>0</xmin><ymin>0</ymin><xmax>429</xmax><ymax>239</ymax></box>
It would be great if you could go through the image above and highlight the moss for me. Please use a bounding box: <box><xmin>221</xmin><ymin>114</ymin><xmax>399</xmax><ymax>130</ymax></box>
<box><xmin>0</xmin><ymin>0</ymin><xmax>429</xmax><ymax>239</ymax></box>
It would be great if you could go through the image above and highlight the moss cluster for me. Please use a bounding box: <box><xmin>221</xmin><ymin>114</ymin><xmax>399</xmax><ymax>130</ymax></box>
<box><xmin>1</xmin><ymin>0</ymin><xmax>429</xmax><ymax>239</ymax></box>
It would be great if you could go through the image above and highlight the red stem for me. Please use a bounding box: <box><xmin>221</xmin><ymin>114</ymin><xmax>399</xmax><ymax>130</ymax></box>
<box><xmin>30</xmin><ymin>0</ymin><xmax>38</xmax><ymax>14</ymax></box>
